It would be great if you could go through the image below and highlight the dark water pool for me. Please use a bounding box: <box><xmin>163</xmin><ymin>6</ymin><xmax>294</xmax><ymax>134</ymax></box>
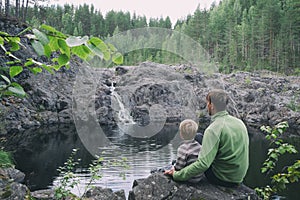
<box><xmin>3</xmin><ymin>124</ymin><xmax>300</xmax><ymax>199</ymax></box>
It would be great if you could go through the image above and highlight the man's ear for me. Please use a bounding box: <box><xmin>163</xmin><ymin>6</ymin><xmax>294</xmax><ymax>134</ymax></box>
<box><xmin>208</xmin><ymin>102</ymin><xmax>213</xmax><ymax>109</ymax></box>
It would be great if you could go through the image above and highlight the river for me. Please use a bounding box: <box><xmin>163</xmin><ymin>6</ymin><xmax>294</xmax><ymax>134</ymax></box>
<box><xmin>3</xmin><ymin>124</ymin><xmax>299</xmax><ymax>199</ymax></box>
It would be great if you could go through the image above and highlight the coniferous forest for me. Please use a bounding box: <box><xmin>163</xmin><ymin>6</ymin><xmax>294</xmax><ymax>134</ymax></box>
<box><xmin>2</xmin><ymin>0</ymin><xmax>300</xmax><ymax>74</ymax></box>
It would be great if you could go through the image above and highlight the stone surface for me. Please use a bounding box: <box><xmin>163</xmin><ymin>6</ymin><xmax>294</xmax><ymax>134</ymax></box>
<box><xmin>0</xmin><ymin>168</ymin><xmax>25</xmax><ymax>183</ymax></box>
<box><xmin>0</xmin><ymin>168</ymin><xmax>28</xmax><ymax>200</ymax></box>
<box><xmin>30</xmin><ymin>189</ymin><xmax>55</xmax><ymax>200</ymax></box>
<box><xmin>0</xmin><ymin>167</ymin><xmax>259</xmax><ymax>200</ymax></box>
<box><xmin>128</xmin><ymin>173</ymin><xmax>260</xmax><ymax>200</ymax></box>
<box><xmin>83</xmin><ymin>187</ymin><xmax>126</xmax><ymax>200</ymax></box>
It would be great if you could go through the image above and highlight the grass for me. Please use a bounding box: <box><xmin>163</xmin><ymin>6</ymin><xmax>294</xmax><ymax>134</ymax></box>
<box><xmin>0</xmin><ymin>150</ymin><xmax>14</xmax><ymax>168</ymax></box>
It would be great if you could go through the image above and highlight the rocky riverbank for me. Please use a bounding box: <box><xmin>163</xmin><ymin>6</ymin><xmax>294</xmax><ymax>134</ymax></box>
<box><xmin>0</xmin><ymin>167</ymin><xmax>259</xmax><ymax>200</ymax></box>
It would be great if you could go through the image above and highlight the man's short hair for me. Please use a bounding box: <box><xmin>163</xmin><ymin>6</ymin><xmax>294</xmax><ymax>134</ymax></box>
<box><xmin>179</xmin><ymin>119</ymin><xmax>198</xmax><ymax>140</ymax></box>
<box><xmin>206</xmin><ymin>89</ymin><xmax>229</xmax><ymax>112</ymax></box>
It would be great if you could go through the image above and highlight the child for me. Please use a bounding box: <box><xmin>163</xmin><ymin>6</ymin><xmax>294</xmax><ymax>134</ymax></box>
<box><xmin>172</xmin><ymin>119</ymin><xmax>203</xmax><ymax>183</ymax></box>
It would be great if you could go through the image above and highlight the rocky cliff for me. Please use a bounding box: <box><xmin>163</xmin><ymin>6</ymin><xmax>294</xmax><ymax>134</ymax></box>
<box><xmin>0</xmin><ymin>61</ymin><xmax>299</xmax><ymax>136</ymax></box>
<box><xmin>0</xmin><ymin>16</ymin><xmax>299</xmax><ymax>137</ymax></box>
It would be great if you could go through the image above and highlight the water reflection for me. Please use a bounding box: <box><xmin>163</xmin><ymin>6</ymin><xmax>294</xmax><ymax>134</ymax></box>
<box><xmin>245</xmin><ymin>131</ymin><xmax>300</xmax><ymax>200</ymax></box>
<box><xmin>2</xmin><ymin>124</ymin><xmax>300</xmax><ymax>199</ymax></box>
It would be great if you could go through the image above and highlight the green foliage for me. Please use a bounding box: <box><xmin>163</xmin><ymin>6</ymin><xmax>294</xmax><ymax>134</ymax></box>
<box><xmin>54</xmin><ymin>149</ymin><xmax>80</xmax><ymax>200</ymax></box>
<box><xmin>0</xmin><ymin>150</ymin><xmax>14</xmax><ymax>168</ymax></box>
<box><xmin>244</xmin><ymin>77</ymin><xmax>251</xmax><ymax>85</ymax></box>
<box><xmin>0</xmin><ymin>24</ymin><xmax>123</xmax><ymax>98</ymax></box>
<box><xmin>54</xmin><ymin>149</ymin><xmax>129</xmax><ymax>200</ymax></box>
<box><xmin>255</xmin><ymin>121</ymin><xmax>300</xmax><ymax>199</ymax></box>
<box><xmin>286</xmin><ymin>93</ymin><xmax>300</xmax><ymax>112</ymax></box>
<box><xmin>0</xmin><ymin>75</ymin><xmax>26</xmax><ymax>97</ymax></box>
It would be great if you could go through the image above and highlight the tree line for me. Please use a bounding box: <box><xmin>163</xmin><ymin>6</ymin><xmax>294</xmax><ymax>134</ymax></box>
<box><xmin>1</xmin><ymin>0</ymin><xmax>300</xmax><ymax>74</ymax></box>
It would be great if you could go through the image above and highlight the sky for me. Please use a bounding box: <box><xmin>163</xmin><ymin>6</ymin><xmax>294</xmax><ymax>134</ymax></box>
<box><xmin>47</xmin><ymin>0</ymin><xmax>219</xmax><ymax>24</ymax></box>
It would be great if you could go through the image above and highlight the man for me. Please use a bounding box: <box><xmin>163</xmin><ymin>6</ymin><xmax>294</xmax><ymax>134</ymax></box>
<box><xmin>165</xmin><ymin>89</ymin><xmax>249</xmax><ymax>187</ymax></box>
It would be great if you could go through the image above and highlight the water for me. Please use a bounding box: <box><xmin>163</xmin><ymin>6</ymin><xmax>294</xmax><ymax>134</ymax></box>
<box><xmin>3</xmin><ymin>124</ymin><xmax>300</xmax><ymax>199</ymax></box>
<box><xmin>110</xmin><ymin>82</ymin><xmax>136</xmax><ymax>125</ymax></box>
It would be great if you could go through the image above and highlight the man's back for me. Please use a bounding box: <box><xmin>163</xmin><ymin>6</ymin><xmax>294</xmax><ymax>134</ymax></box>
<box><xmin>205</xmin><ymin>111</ymin><xmax>249</xmax><ymax>183</ymax></box>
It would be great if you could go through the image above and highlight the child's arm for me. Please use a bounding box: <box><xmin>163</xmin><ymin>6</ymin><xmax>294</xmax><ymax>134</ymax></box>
<box><xmin>174</xmin><ymin>145</ymin><xmax>187</xmax><ymax>171</ymax></box>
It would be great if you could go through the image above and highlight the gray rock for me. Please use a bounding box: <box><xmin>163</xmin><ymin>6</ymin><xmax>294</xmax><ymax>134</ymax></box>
<box><xmin>128</xmin><ymin>173</ymin><xmax>259</xmax><ymax>200</ymax></box>
<box><xmin>0</xmin><ymin>168</ymin><xmax>28</xmax><ymax>200</ymax></box>
<box><xmin>0</xmin><ymin>182</ymin><xmax>28</xmax><ymax>200</ymax></box>
<box><xmin>30</xmin><ymin>189</ymin><xmax>55</xmax><ymax>200</ymax></box>
<box><xmin>83</xmin><ymin>187</ymin><xmax>126</xmax><ymax>200</ymax></box>
<box><xmin>0</xmin><ymin>168</ymin><xmax>25</xmax><ymax>183</ymax></box>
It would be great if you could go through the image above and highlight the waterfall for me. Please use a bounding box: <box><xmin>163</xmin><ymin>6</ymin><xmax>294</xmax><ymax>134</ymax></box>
<box><xmin>110</xmin><ymin>82</ymin><xmax>135</xmax><ymax>124</ymax></box>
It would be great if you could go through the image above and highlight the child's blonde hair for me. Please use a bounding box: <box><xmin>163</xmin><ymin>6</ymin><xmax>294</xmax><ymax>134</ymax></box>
<box><xmin>179</xmin><ymin>119</ymin><xmax>198</xmax><ymax>140</ymax></box>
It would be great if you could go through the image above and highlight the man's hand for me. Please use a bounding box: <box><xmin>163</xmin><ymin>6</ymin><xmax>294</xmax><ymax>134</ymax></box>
<box><xmin>164</xmin><ymin>166</ymin><xmax>175</xmax><ymax>176</ymax></box>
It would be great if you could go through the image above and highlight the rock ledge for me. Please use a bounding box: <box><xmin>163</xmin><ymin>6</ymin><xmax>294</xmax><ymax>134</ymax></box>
<box><xmin>128</xmin><ymin>173</ymin><xmax>259</xmax><ymax>200</ymax></box>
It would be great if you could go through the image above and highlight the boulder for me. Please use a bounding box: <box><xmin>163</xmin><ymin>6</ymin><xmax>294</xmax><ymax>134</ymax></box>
<box><xmin>83</xmin><ymin>187</ymin><xmax>126</xmax><ymax>200</ymax></box>
<box><xmin>128</xmin><ymin>173</ymin><xmax>260</xmax><ymax>200</ymax></box>
<box><xmin>0</xmin><ymin>168</ymin><xmax>29</xmax><ymax>200</ymax></box>
<box><xmin>30</xmin><ymin>189</ymin><xmax>55</xmax><ymax>200</ymax></box>
<box><xmin>31</xmin><ymin>187</ymin><xmax>126</xmax><ymax>200</ymax></box>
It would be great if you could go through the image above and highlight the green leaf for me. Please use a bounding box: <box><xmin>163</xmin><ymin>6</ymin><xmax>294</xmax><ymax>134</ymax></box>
<box><xmin>9</xmin><ymin>66</ymin><xmax>23</xmax><ymax>78</ymax></box>
<box><xmin>66</xmin><ymin>36</ymin><xmax>89</xmax><ymax>47</ymax></box>
<box><xmin>71</xmin><ymin>45</ymin><xmax>91</xmax><ymax>60</ymax></box>
<box><xmin>33</xmin><ymin>28</ymin><xmax>49</xmax><ymax>45</ymax></box>
<box><xmin>44</xmin><ymin>44</ymin><xmax>52</xmax><ymax>58</ymax></box>
<box><xmin>24</xmin><ymin>59</ymin><xmax>34</xmax><ymax>67</ymax></box>
<box><xmin>52</xmin><ymin>57</ymin><xmax>58</xmax><ymax>63</ymax></box>
<box><xmin>269</xmin><ymin>153</ymin><xmax>278</xmax><ymax>160</ymax></box>
<box><xmin>0</xmin><ymin>75</ymin><xmax>11</xmax><ymax>84</ymax></box>
<box><xmin>31</xmin><ymin>40</ymin><xmax>45</xmax><ymax>56</ymax></box>
<box><xmin>0</xmin><ymin>31</ymin><xmax>9</xmax><ymax>36</ymax></box>
<box><xmin>40</xmin><ymin>24</ymin><xmax>57</xmax><ymax>32</ymax></box>
<box><xmin>107</xmin><ymin>43</ymin><xmax>117</xmax><ymax>52</ymax></box>
<box><xmin>48</xmin><ymin>36</ymin><xmax>59</xmax><ymax>51</ymax></box>
<box><xmin>6</xmin><ymin>60</ymin><xmax>21</xmax><ymax>65</ymax></box>
<box><xmin>85</xmin><ymin>43</ymin><xmax>103</xmax><ymax>59</ymax></box>
<box><xmin>58</xmin><ymin>39</ymin><xmax>70</xmax><ymax>57</ymax></box>
<box><xmin>32</xmin><ymin>67</ymin><xmax>42</xmax><ymax>74</ymax></box>
<box><xmin>112</xmin><ymin>52</ymin><xmax>123</xmax><ymax>64</ymax></box>
<box><xmin>9</xmin><ymin>41</ymin><xmax>20</xmax><ymax>51</ymax></box>
<box><xmin>17</xmin><ymin>27</ymin><xmax>32</xmax><ymax>36</ymax></box>
<box><xmin>41</xmin><ymin>64</ymin><xmax>54</xmax><ymax>74</ymax></box>
<box><xmin>103</xmin><ymin>51</ymin><xmax>110</xmax><ymax>61</ymax></box>
<box><xmin>89</xmin><ymin>37</ymin><xmax>108</xmax><ymax>51</ymax></box>
<box><xmin>53</xmin><ymin>65</ymin><xmax>62</xmax><ymax>71</ymax></box>
<box><xmin>278</xmin><ymin>147</ymin><xmax>286</xmax><ymax>154</ymax></box>
<box><xmin>8</xmin><ymin>83</ymin><xmax>26</xmax><ymax>97</ymax></box>
<box><xmin>9</xmin><ymin>37</ymin><xmax>20</xmax><ymax>43</ymax></box>
<box><xmin>58</xmin><ymin>54</ymin><xmax>69</xmax><ymax>66</ymax></box>
<box><xmin>40</xmin><ymin>24</ymin><xmax>66</xmax><ymax>38</ymax></box>
<box><xmin>0</xmin><ymin>36</ymin><xmax>4</xmax><ymax>45</ymax></box>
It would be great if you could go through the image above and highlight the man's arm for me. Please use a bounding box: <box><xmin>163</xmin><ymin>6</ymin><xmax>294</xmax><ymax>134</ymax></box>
<box><xmin>173</xmin><ymin>129</ymin><xmax>220</xmax><ymax>181</ymax></box>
